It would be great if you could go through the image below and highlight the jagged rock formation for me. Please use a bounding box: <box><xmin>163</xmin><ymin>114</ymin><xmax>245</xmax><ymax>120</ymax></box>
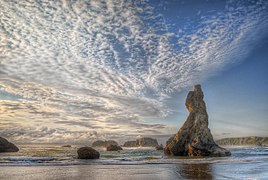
<box><xmin>92</xmin><ymin>140</ymin><xmax>118</xmax><ymax>147</ymax></box>
<box><xmin>216</xmin><ymin>137</ymin><xmax>268</xmax><ymax>146</ymax></box>
<box><xmin>77</xmin><ymin>147</ymin><xmax>100</xmax><ymax>159</ymax></box>
<box><xmin>123</xmin><ymin>137</ymin><xmax>159</xmax><ymax>147</ymax></box>
<box><xmin>106</xmin><ymin>144</ymin><xmax>123</xmax><ymax>151</ymax></box>
<box><xmin>164</xmin><ymin>85</ymin><xmax>231</xmax><ymax>157</ymax></box>
<box><xmin>0</xmin><ymin>137</ymin><xmax>19</xmax><ymax>153</ymax></box>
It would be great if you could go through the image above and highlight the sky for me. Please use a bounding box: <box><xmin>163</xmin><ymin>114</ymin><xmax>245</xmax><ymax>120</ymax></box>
<box><xmin>0</xmin><ymin>0</ymin><xmax>267</xmax><ymax>144</ymax></box>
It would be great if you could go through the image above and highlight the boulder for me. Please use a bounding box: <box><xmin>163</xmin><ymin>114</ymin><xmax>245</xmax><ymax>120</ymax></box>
<box><xmin>92</xmin><ymin>140</ymin><xmax>118</xmax><ymax>147</ymax></box>
<box><xmin>0</xmin><ymin>137</ymin><xmax>19</xmax><ymax>153</ymax></box>
<box><xmin>155</xmin><ymin>144</ymin><xmax>164</xmax><ymax>150</ymax></box>
<box><xmin>106</xmin><ymin>144</ymin><xmax>123</xmax><ymax>151</ymax></box>
<box><xmin>164</xmin><ymin>85</ymin><xmax>231</xmax><ymax>157</ymax></box>
<box><xmin>77</xmin><ymin>147</ymin><xmax>100</xmax><ymax>159</ymax></box>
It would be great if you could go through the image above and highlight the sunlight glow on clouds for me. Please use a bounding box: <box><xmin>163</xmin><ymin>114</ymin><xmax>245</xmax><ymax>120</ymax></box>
<box><xmin>0</xmin><ymin>0</ymin><xmax>267</xmax><ymax>143</ymax></box>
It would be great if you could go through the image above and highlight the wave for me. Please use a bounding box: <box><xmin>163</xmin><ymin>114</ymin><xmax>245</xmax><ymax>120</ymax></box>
<box><xmin>3</xmin><ymin>157</ymin><xmax>57</xmax><ymax>162</ymax></box>
<box><xmin>0</xmin><ymin>146</ymin><xmax>268</xmax><ymax>166</ymax></box>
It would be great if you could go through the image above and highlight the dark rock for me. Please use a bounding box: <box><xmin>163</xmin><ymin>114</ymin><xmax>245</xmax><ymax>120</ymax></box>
<box><xmin>92</xmin><ymin>140</ymin><xmax>118</xmax><ymax>147</ymax></box>
<box><xmin>0</xmin><ymin>137</ymin><xmax>19</xmax><ymax>153</ymax></box>
<box><xmin>164</xmin><ymin>85</ymin><xmax>231</xmax><ymax>157</ymax></box>
<box><xmin>155</xmin><ymin>144</ymin><xmax>164</xmax><ymax>150</ymax></box>
<box><xmin>106</xmin><ymin>144</ymin><xmax>123</xmax><ymax>151</ymax></box>
<box><xmin>77</xmin><ymin>147</ymin><xmax>100</xmax><ymax>159</ymax></box>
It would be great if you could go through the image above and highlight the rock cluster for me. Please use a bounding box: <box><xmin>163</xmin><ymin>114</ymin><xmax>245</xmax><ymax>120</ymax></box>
<box><xmin>106</xmin><ymin>144</ymin><xmax>123</xmax><ymax>151</ymax></box>
<box><xmin>123</xmin><ymin>137</ymin><xmax>159</xmax><ymax>147</ymax></box>
<box><xmin>164</xmin><ymin>85</ymin><xmax>231</xmax><ymax>157</ymax></box>
<box><xmin>137</xmin><ymin>137</ymin><xmax>158</xmax><ymax>147</ymax></box>
<box><xmin>92</xmin><ymin>140</ymin><xmax>118</xmax><ymax>147</ymax></box>
<box><xmin>77</xmin><ymin>147</ymin><xmax>100</xmax><ymax>159</ymax></box>
<box><xmin>123</xmin><ymin>141</ymin><xmax>136</xmax><ymax>147</ymax></box>
<box><xmin>0</xmin><ymin>137</ymin><xmax>19</xmax><ymax>153</ymax></box>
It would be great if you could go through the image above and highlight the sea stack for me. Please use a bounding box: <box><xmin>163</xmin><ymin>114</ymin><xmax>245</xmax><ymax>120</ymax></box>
<box><xmin>0</xmin><ymin>137</ymin><xmax>19</xmax><ymax>153</ymax></box>
<box><xmin>164</xmin><ymin>85</ymin><xmax>231</xmax><ymax>157</ymax></box>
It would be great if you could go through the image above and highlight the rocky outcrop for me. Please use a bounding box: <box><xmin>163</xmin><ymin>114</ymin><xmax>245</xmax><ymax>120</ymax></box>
<box><xmin>164</xmin><ymin>85</ymin><xmax>231</xmax><ymax>157</ymax></box>
<box><xmin>216</xmin><ymin>137</ymin><xmax>268</xmax><ymax>146</ymax></box>
<box><xmin>155</xmin><ymin>144</ymin><xmax>164</xmax><ymax>150</ymax></box>
<box><xmin>77</xmin><ymin>147</ymin><xmax>100</xmax><ymax>159</ymax></box>
<box><xmin>123</xmin><ymin>141</ymin><xmax>137</xmax><ymax>147</ymax></box>
<box><xmin>0</xmin><ymin>137</ymin><xmax>19</xmax><ymax>153</ymax></box>
<box><xmin>106</xmin><ymin>144</ymin><xmax>123</xmax><ymax>151</ymax></box>
<box><xmin>123</xmin><ymin>137</ymin><xmax>159</xmax><ymax>147</ymax></box>
<box><xmin>136</xmin><ymin>137</ymin><xmax>158</xmax><ymax>147</ymax></box>
<box><xmin>92</xmin><ymin>140</ymin><xmax>118</xmax><ymax>147</ymax></box>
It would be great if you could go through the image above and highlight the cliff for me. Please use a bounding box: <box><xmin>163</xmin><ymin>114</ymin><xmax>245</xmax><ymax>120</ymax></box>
<box><xmin>216</xmin><ymin>137</ymin><xmax>268</xmax><ymax>146</ymax></box>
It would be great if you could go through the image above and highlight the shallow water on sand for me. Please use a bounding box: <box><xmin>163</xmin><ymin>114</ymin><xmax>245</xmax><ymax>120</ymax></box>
<box><xmin>0</xmin><ymin>145</ymin><xmax>267</xmax><ymax>179</ymax></box>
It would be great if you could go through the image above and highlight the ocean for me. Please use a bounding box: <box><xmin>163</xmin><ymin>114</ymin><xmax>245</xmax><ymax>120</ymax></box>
<box><xmin>0</xmin><ymin>145</ymin><xmax>268</xmax><ymax>179</ymax></box>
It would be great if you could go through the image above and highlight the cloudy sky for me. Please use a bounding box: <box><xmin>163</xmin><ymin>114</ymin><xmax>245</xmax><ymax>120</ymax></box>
<box><xmin>0</xmin><ymin>0</ymin><xmax>267</xmax><ymax>144</ymax></box>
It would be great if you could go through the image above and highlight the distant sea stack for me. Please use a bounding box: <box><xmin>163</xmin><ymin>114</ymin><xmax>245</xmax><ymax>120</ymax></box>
<box><xmin>92</xmin><ymin>140</ymin><xmax>118</xmax><ymax>147</ymax></box>
<box><xmin>123</xmin><ymin>141</ymin><xmax>136</xmax><ymax>147</ymax></box>
<box><xmin>216</xmin><ymin>137</ymin><xmax>268</xmax><ymax>146</ymax></box>
<box><xmin>164</xmin><ymin>85</ymin><xmax>231</xmax><ymax>157</ymax></box>
<box><xmin>0</xmin><ymin>137</ymin><xmax>19</xmax><ymax>153</ymax></box>
<box><xmin>123</xmin><ymin>137</ymin><xmax>159</xmax><ymax>147</ymax></box>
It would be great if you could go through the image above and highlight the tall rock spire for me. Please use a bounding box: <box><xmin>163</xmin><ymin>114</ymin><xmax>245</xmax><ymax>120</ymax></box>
<box><xmin>164</xmin><ymin>85</ymin><xmax>231</xmax><ymax>156</ymax></box>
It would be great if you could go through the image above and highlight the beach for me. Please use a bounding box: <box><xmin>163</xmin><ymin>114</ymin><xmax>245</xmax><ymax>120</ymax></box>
<box><xmin>0</xmin><ymin>146</ymin><xmax>268</xmax><ymax>180</ymax></box>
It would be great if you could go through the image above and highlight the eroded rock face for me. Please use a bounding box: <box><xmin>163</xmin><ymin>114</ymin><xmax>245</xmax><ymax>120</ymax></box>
<box><xmin>77</xmin><ymin>147</ymin><xmax>100</xmax><ymax>159</ymax></box>
<box><xmin>0</xmin><ymin>137</ymin><xmax>19</xmax><ymax>153</ymax></box>
<box><xmin>106</xmin><ymin>144</ymin><xmax>123</xmax><ymax>151</ymax></box>
<box><xmin>164</xmin><ymin>85</ymin><xmax>231</xmax><ymax>157</ymax></box>
<box><xmin>92</xmin><ymin>140</ymin><xmax>118</xmax><ymax>147</ymax></box>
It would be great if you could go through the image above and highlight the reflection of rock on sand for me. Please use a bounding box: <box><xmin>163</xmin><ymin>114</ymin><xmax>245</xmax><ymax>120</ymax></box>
<box><xmin>177</xmin><ymin>163</ymin><xmax>213</xmax><ymax>180</ymax></box>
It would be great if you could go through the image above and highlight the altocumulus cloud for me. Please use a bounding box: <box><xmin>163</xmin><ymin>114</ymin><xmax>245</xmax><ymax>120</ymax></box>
<box><xmin>0</xmin><ymin>0</ymin><xmax>267</xmax><ymax>143</ymax></box>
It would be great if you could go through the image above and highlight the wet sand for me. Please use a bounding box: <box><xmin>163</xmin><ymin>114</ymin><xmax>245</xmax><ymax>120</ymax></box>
<box><xmin>0</xmin><ymin>161</ymin><xmax>267</xmax><ymax>180</ymax></box>
<box><xmin>0</xmin><ymin>164</ymin><xmax>178</xmax><ymax>180</ymax></box>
